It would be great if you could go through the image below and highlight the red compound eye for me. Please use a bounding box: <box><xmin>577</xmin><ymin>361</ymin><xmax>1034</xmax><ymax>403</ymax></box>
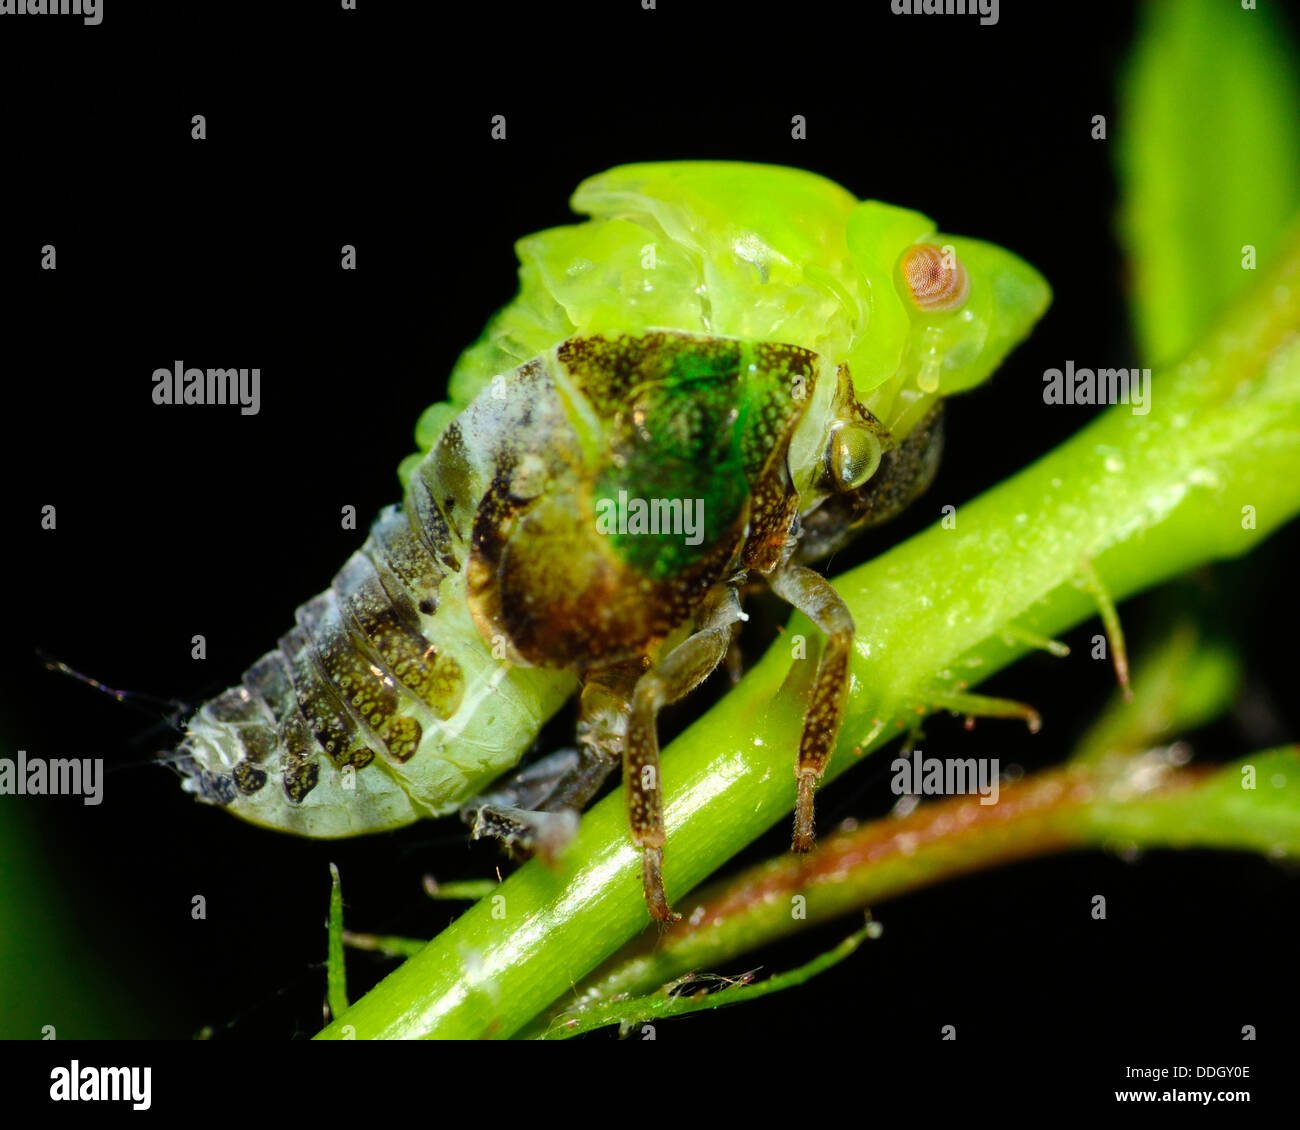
<box><xmin>901</xmin><ymin>242</ymin><xmax>970</xmax><ymax>312</ymax></box>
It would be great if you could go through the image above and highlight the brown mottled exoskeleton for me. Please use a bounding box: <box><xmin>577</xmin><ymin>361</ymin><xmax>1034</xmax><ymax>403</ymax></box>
<box><xmin>178</xmin><ymin>328</ymin><xmax>945</xmax><ymax>924</ymax></box>
<box><xmin>454</xmin><ymin>331</ymin><xmax>944</xmax><ymax>920</ymax></box>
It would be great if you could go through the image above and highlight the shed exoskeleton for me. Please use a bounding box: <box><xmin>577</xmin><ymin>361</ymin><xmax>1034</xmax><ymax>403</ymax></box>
<box><xmin>175</xmin><ymin>163</ymin><xmax>1050</xmax><ymax>921</ymax></box>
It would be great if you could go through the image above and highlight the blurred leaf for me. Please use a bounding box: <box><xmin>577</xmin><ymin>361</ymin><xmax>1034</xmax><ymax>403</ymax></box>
<box><xmin>0</xmin><ymin>800</ymin><xmax>146</xmax><ymax>1038</ymax></box>
<box><xmin>1118</xmin><ymin>0</ymin><xmax>1300</xmax><ymax>364</ymax></box>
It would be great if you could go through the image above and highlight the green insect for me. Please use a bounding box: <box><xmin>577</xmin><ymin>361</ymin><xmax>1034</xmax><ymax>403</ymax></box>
<box><xmin>176</xmin><ymin>161</ymin><xmax>1050</xmax><ymax>921</ymax></box>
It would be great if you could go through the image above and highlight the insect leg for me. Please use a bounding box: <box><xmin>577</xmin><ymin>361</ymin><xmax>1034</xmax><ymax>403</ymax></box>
<box><xmin>626</xmin><ymin>585</ymin><xmax>746</xmax><ymax>922</ymax></box>
<box><xmin>767</xmin><ymin>564</ymin><xmax>855</xmax><ymax>853</ymax></box>
<box><xmin>460</xmin><ymin>783</ymin><xmax>583</xmax><ymax>863</ymax></box>
<box><xmin>458</xmin><ymin>664</ymin><xmax>641</xmax><ymax>862</ymax></box>
<box><xmin>723</xmin><ymin>620</ymin><xmax>745</xmax><ymax>685</ymax></box>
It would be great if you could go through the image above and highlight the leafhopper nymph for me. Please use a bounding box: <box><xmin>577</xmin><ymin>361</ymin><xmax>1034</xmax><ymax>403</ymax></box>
<box><xmin>174</xmin><ymin>162</ymin><xmax>1050</xmax><ymax>920</ymax></box>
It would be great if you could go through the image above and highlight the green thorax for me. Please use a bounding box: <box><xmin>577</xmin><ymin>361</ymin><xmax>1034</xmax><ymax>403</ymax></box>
<box><xmin>559</xmin><ymin>333</ymin><xmax>816</xmax><ymax>581</ymax></box>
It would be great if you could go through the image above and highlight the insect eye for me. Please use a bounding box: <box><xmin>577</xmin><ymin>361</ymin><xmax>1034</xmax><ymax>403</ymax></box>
<box><xmin>901</xmin><ymin>242</ymin><xmax>970</xmax><ymax>312</ymax></box>
<box><xmin>827</xmin><ymin>422</ymin><xmax>883</xmax><ymax>491</ymax></box>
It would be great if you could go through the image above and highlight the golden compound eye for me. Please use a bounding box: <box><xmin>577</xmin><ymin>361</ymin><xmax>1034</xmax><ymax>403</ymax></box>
<box><xmin>901</xmin><ymin>242</ymin><xmax>970</xmax><ymax>312</ymax></box>
<box><xmin>827</xmin><ymin>421</ymin><xmax>883</xmax><ymax>491</ymax></box>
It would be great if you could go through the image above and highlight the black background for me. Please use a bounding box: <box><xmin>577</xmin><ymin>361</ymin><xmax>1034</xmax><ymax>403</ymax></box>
<box><xmin>1</xmin><ymin>0</ymin><xmax>1297</xmax><ymax>1088</ymax></box>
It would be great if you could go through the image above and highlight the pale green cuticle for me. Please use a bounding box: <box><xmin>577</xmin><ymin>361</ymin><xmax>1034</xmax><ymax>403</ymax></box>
<box><xmin>398</xmin><ymin>162</ymin><xmax>1050</xmax><ymax>490</ymax></box>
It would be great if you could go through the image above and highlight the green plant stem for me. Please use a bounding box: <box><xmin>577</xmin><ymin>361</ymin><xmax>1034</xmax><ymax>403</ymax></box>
<box><xmin>532</xmin><ymin>746</ymin><xmax>1298</xmax><ymax>1032</ymax></box>
<box><xmin>316</xmin><ymin>225</ymin><xmax>1300</xmax><ymax>1041</ymax></box>
<box><xmin>537</xmin><ymin>615</ymin><xmax>1254</xmax><ymax>1030</ymax></box>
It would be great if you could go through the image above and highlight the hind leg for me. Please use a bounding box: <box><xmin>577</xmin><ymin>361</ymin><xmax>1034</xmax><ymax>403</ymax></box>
<box><xmin>459</xmin><ymin>662</ymin><xmax>641</xmax><ymax>861</ymax></box>
<box><xmin>460</xmin><ymin>748</ymin><xmax>601</xmax><ymax>860</ymax></box>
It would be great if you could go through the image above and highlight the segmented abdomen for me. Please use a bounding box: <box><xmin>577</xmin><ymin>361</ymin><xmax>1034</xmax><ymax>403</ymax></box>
<box><xmin>176</xmin><ymin>329</ymin><xmax>805</xmax><ymax>836</ymax></box>
<box><xmin>177</xmin><ymin>356</ymin><xmax>581</xmax><ymax>837</ymax></box>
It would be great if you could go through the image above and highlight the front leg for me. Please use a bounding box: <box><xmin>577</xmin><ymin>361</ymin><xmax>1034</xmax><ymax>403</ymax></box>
<box><xmin>767</xmin><ymin>563</ymin><xmax>855</xmax><ymax>852</ymax></box>
<box><xmin>625</xmin><ymin>584</ymin><xmax>745</xmax><ymax>922</ymax></box>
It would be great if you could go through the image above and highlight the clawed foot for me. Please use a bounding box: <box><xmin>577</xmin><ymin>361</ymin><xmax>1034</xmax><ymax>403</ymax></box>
<box><xmin>641</xmin><ymin>846</ymin><xmax>679</xmax><ymax>923</ymax></box>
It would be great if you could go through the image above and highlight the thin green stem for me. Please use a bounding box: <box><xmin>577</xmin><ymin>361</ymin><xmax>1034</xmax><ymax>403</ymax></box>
<box><xmin>536</xmin><ymin>922</ymin><xmax>875</xmax><ymax>1041</ymax></box>
<box><xmin>326</xmin><ymin>864</ymin><xmax>348</xmax><ymax>1020</ymax></box>
<box><xmin>533</xmin><ymin>746</ymin><xmax>1298</xmax><ymax>1030</ymax></box>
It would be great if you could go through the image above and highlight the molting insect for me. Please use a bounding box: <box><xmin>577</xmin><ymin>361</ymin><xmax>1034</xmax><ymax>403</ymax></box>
<box><xmin>174</xmin><ymin>162</ymin><xmax>1050</xmax><ymax>921</ymax></box>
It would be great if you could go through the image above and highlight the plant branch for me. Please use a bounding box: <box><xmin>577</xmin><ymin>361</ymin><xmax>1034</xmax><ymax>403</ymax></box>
<box><xmin>530</xmin><ymin>745</ymin><xmax>1299</xmax><ymax>1035</ymax></box>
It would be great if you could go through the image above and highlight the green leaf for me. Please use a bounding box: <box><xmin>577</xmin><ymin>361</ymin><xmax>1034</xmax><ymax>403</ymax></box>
<box><xmin>1118</xmin><ymin>0</ymin><xmax>1300</xmax><ymax>365</ymax></box>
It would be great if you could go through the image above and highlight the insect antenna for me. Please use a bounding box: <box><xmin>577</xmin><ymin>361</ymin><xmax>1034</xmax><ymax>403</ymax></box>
<box><xmin>37</xmin><ymin>649</ymin><xmax>200</xmax><ymax>772</ymax></box>
<box><xmin>38</xmin><ymin>649</ymin><xmax>197</xmax><ymax>723</ymax></box>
